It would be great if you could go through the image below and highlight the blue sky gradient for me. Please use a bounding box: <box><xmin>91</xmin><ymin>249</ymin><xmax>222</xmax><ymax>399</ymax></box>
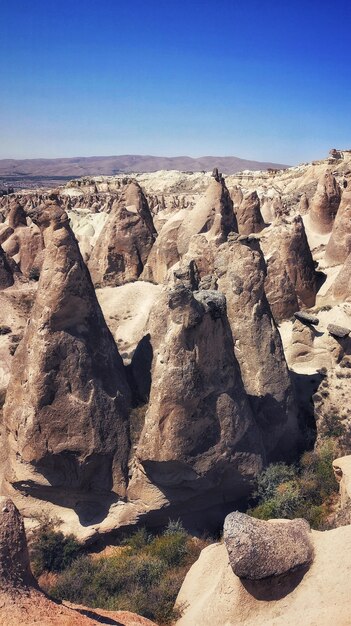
<box><xmin>1</xmin><ymin>0</ymin><xmax>350</xmax><ymax>163</ymax></box>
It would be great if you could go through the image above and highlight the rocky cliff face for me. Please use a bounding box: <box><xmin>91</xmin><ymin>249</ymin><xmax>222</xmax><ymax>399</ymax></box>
<box><xmin>2</xmin><ymin>197</ymin><xmax>131</xmax><ymax>502</ymax></box>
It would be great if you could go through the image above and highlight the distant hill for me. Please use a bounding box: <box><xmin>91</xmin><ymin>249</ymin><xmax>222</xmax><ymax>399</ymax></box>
<box><xmin>0</xmin><ymin>154</ymin><xmax>289</xmax><ymax>178</ymax></box>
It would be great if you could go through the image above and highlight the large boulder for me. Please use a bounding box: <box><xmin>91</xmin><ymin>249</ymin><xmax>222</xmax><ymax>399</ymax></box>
<box><xmin>88</xmin><ymin>181</ymin><xmax>157</xmax><ymax>286</ymax></box>
<box><xmin>308</xmin><ymin>170</ymin><xmax>341</xmax><ymax>234</ymax></box>
<box><xmin>223</xmin><ymin>512</ymin><xmax>314</xmax><ymax>580</ymax></box>
<box><xmin>2</xmin><ymin>198</ymin><xmax>131</xmax><ymax>499</ymax></box>
<box><xmin>0</xmin><ymin>497</ymin><xmax>36</xmax><ymax>592</ymax></box>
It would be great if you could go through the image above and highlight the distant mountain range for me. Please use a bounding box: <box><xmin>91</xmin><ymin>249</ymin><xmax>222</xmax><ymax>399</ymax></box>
<box><xmin>0</xmin><ymin>154</ymin><xmax>289</xmax><ymax>178</ymax></box>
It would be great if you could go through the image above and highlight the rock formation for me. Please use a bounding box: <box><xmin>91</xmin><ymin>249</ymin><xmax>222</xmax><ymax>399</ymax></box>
<box><xmin>234</xmin><ymin>191</ymin><xmax>265</xmax><ymax>235</ymax></box>
<box><xmin>129</xmin><ymin>284</ymin><xmax>264</xmax><ymax>510</ymax></box>
<box><xmin>176</xmin><ymin>514</ymin><xmax>351</xmax><ymax>626</ymax></box>
<box><xmin>176</xmin><ymin>177</ymin><xmax>237</xmax><ymax>257</ymax></box>
<box><xmin>141</xmin><ymin>209</ymin><xmax>187</xmax><ymax>283</ymax></box>
<box><xmin>308</xmin><ymin>170</ymin><xmax>341</xmax><ymax>234</ymax></box>
<box><xmin>88</xmin><ymin>181</ymin><xmax>156</xmax><ymax>286</ymax></box>
<box><xmin>215</xmin><ymin>236</ymin><xmax>300</xmax><ymax>457</ymax></box>
<box><xmin>2</xmin><ymin>197</ymin><xmax>131</xmax><ymax>501</ymax></box>
<box><xmin>260</xmin><ymin>217</ymin><xmax>317</xmax><ymax>319</ymax></box>
<box><xmin>0</xmin><ymin>246</ymin><xmax>14</xmax><ymax>289</ymax></box>
<box><xmin>223</xmin><ymin>512</ymin><xmax>313</xmax><ymax>579</ymax></box>
<box><xmin>325</xmin><ymin>189</ymin><xmax>351</xmax><ymax>265</ymax></box>
<box><xmin>1</xmin><ymin>199</ymin><xmax>44</xmax><ymax>278</ymax></box>
<box><xmin>331</xmin><ymin>253</ymin><xmax>351</xmax><ymax>301</ymax></box>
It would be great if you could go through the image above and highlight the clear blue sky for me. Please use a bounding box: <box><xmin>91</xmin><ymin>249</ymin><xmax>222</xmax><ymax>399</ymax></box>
<box><xmin>1</xmin><ymin>0</ymin><xmax>350</xmax><ymax>164</ymax></box>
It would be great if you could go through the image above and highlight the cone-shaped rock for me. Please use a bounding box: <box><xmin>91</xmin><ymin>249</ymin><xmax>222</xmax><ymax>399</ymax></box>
<box><xmin>0</xmin><ymin>246</ymin><xmax>14</xmax><ymax>289</ymax></box>
<box><xmin>215</xmin><ymin>236</ymin><xmax>300</xmax><ymax>457</ymax></box>
<box><xmin>260</xmin><ymin>217</ymin><xmax>317</xmax><ymax>319</ymax></box>
<box><xmin>177</xmin><ymin>177</ymin><xmax>237</xmax><ymax>257</ymax></box>
<box><xmin>235</xmin><ymin>191</ymin><xmax>265</xmax><ymax>235</ymax></box>
<box><xmin>325</xmin><ymin>189</ymin><xmax>351</xmax><ymax>265</ymax></box>
<box><xmin>331</xmin><ymin>252</ymin><xmax>351</xmax><ymax>301</ymax></box>
<box><xmin>0</xmin><ymin>497</ymin><xmax>36</xmax><ymax>592</ymax></box>
<box><xmin>88</xmin><ymin>181</ymin><xmax>156</xmax><ymax>286</ymax></box>
<box><xmin>132</xmin><ymin>285</ymin><xmax>264</xmax><ymax>505</ymax></box>
<box><xmin>3</xmin><ymin>198</ymin><xmax>131</xmax><ymax>496</ymax></box>
<box><xmin>308</xmin><ymin>170</ymin><xmax>341</xmax><ymax>234</ymax></box>
<box><xmin>2</xmin><ymin>199</ymin><xmax>44</xmax><ymax>277</ymax></box>
<box><xmin>141</xmin><ymin>209</ymin><xmax>186</xmax><ymax>284</ymax></box>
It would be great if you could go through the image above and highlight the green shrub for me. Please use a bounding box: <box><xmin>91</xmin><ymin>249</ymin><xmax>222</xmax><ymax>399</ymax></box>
<box><xmin>248</xmin><ymin>439</ymin><xmax>339</xmax><ymax>529</ymax></box>
<box><xmin>46</xmin><ymin>523</ymin><xmax>208</xmax><ymax>625</ymax></box>
<box><xmin>30</xmin><ymin>527</ymin><xmax>81</xmax><ymax>576</ymax></box>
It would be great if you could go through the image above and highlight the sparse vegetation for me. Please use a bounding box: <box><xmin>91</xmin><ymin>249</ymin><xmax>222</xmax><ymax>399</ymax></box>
<box><xmin>37</xmin><ymin>519</ymin><xmax>210</xmax><ymax>625</ymax></box>
<box><xmin>29</xmin><ymin>517</ymin><xmax>82</xmax><ymax>577</ymax></box>
<box><xmin>248</xmin><ymin>439</ymin><xmax>339</xmax><ymax>529</ymax></box>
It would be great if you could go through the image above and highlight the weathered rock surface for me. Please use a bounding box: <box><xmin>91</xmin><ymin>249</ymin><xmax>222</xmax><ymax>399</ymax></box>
<box><xmin>260</xmin><ymin>217</ymin><xmax>317</xmax><ymax>320</ymax></box>
<box><xmin>215</xmin><ymin>237</ymin><xmax>300</xmax><ymax>457</ymax></box>
<box><xmin>141</xmin><ymin>209</ymin><xmax>186</xmax><ymax>283</ymax></box>
<box><xmin>1</xmin><ymin>200</ymin><xmax>44</xmax><ymax>277</ymax></box>
<box><xmin>327</xmin><ymin>323</ymin><xmax>350</xmax><ymax>338</ymax></box>
<box><xmin>176</xmin><ymin>177</ymin><xmax>237</xmax><ymax>257</ymax></box>
<box><xmin>294</xmin><ymin>311</ymin><xmax>319</xmax><ymax>325</ymax></box>
<box><xmin>331</xmin><ymin>252</ymin><xmax>351</xmax><ymax>301</ymax></box>
<box><xmin>88</xmin><ymin>181</ymin><xmax>156</xmax><ymax>286</ymax></box>
<box><xmin>223</xmin><ymin>511</ymin><xmax>313</xmax><ymax>580</ymax></box>
<box><xmin>235</xmin><ymin>191</ymin><xmax>265</xmax><ymax>235</ymax></box>
<box><xmin>308</xmin><ymin>170</ymin><xmax>341</xmax><ymax>234</ymax></box>
<box><xmin>325</xmin><ymin>189</ymin><xmax>351</xmax><ymax>265</ymax></box>
<box><xmin>129</xmin><ymin>284</ymin><xmax>264</xmax><ymax>508</ymax></box>
<box><xmin>0</xmin><ymin>246</ymin><xmax>14</xmax><ymax>289</ymax></box>
<box><xmin>0</xmin><ymin>497</ymin><xmax>36</xmax><ymax>592</ymax></box>
<box><xmin>176</xmin><ymin>524</ymin><xmax>351</xmax><ymax>626</ymax></box>
<box><xmin>2</xmin><ymin>197</ymin><xmax>131</xmax><ymax>500</ymax></box>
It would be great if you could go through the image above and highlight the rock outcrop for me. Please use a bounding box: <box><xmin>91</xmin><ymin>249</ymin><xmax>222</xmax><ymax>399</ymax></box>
<box><xmin>235</xmin><ymin>191</ymin><xmax>265</xmax><ymax>235</ymax></box>
<box><xmin>2</xmin><ymin>197</ymin><xmax>131</xmax><ymax>501</ymax></box>
<box><xmin>308</xmin><ymin>170</ymin><xmax>341</xmax><ymax>234</ymax></box>
<box><xmin>260</xmin><ymin>217</ymin><xmax>317</xmax><ymax>319</ymax></box>
<box><xmin>223</xmin><ymin>512</ymin><xmax>313</xmax><ymax>580</ymax></box>
<box><xmin>176</xmin><ymin>177</ymin><xmax>237</xmax><ymax>257</ymax></box>
<box><xmin>331</xmin><ymin>252</ymin><xmax>351</xmax><ymax>301</ymax></box>
<box><xmin>215</xmin><ymin>236</ymin><xmax>300</xmax><ymax>457</ymax></box>
<box><xmin>88</xmin><ymin>181</ymin><xmax>156</xmax><ymax>286</ymax></box>
<box><xmin>325</xmin><ymin>189</ymin><xmax>351</xmax><ymax>265</ymax></box>
<box><xmin>0</xmin><ymin>247</ymin><xmax>15</xmax><ymax>289</ymax></box>
<box><xmin>129</xmin><ymin>284</ymin><xmax>264</xmax><ymax>511</ymax></box>
<box><xmin>1</xmin><ymin>200</ymin><xmax>44</xmax><ymax>278</ymax></box>
<box><xmin>176</xmin><ymin>524</ymin><xmax>351</xmax><ymax>626</ymax></box>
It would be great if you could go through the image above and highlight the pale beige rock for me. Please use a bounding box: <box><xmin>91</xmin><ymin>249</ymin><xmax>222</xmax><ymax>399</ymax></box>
<box><xmin>176</xmin><ymin>524</ymin><xmax>351</xmax><ymax>626</ymax></box>
<box><xmin>331</xmin><ymin>252</ymin><xmax>351</xmax><ymax>301</ymax></box>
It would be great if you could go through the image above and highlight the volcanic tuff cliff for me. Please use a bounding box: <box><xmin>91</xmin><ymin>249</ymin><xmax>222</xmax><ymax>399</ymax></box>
<box><xmin>0</xmin><ymin>149</ymin><xmax>350</xmax><ymax>539</ymax></box>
